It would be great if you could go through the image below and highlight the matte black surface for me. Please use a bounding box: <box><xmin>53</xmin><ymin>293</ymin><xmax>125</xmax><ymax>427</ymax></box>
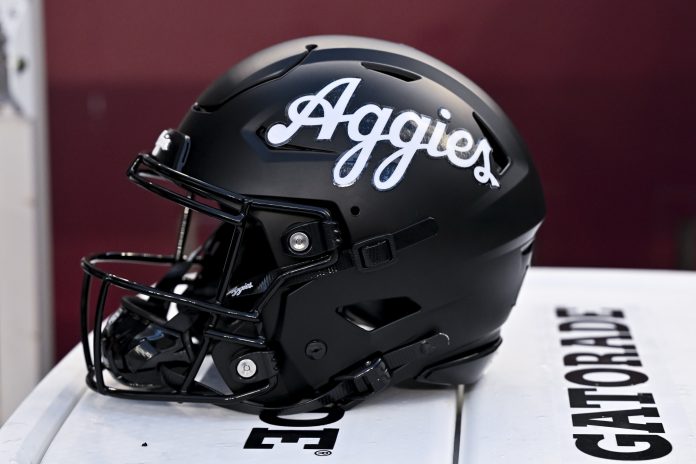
<box><xmin>80</xmin><ymin>36</ymin><xmax>545</xmax><ymax>414</ymax></box>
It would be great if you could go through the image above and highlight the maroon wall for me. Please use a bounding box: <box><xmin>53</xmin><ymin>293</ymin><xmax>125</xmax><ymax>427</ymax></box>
<box><xmin>45</xmin><ymin>1</ymin><xmax>696</xmax><ymax>358</ymax></box>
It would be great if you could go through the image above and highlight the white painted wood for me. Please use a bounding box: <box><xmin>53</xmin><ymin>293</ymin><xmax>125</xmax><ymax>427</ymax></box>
<box><xmin>0</xmin><ymin>110</ymin><xmax>42</xmax><ymax>421</ymax></box>
<box><xmin>0</xmin><ymin>0</ymin><xmax>52</xmax><ymax>423</ymax></box>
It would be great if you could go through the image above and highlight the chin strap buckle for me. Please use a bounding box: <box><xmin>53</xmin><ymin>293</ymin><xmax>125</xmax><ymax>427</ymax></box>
<box><xmin>337</xmin><ymin>358</ymin><xmax>391</xmax><ymax>399</ymax></box>
<box><xmin>335</xmin><ymin>332</ymin><xmax>450</xmax><ymax>409</ymax></box>
<box><xmin>257</xmin><ymin>332</ymin><xmax>450</xmax><ymax>415</ymax></box>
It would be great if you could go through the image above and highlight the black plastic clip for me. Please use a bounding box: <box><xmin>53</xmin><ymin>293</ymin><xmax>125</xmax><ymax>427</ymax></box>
<box><xmin>150</xmin><ymin>129</ymin><xmax>191</xmax><ymax>171</ymax></box>
<box><xmin>352</xmin><ymin>234</ymin><xmax>397</xmax><ymax>271</ymax></box>
<box><xmin>335</xmin><ymin>358</ymin><xmax>391</xmax><ymax>408</ymax></box>
<box><xmin>283</xmin><ymin>221</ymin><xmax>341</xmax><ymax>258</ymax></box>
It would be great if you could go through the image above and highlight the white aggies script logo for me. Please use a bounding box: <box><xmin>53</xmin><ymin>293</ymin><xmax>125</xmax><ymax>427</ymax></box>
<box><xmin>266</xmin><ymin>77</ymin><xmax>499</xmax><ymax>190</ymax></box>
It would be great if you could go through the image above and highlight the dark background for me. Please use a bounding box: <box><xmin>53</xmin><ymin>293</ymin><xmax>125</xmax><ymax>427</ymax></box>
<box><xmin>45</xmin><ymin>0</ymin><xmax>696</xmax><ymax>359</ymax></box>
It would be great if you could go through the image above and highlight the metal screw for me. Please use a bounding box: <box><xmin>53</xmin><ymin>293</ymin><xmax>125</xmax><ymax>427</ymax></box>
<box><xmin>236</xmin><ymin>359</ymin><xmax>257</xmax><ymax>378</ymax></box>
<box><xmin>289</xmin><ymin>232</ymin><xmax>310</xmax><ymax>253</ymax></box>
<box><xmin>305</xmin><ymin>340</ymin><xmax>327</xmax><ymax>360</ymax></box>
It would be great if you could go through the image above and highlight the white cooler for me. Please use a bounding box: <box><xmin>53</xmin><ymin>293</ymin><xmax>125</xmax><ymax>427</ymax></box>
<box><xmin>2</xmin><ymin>268</ymin><xmax>695</xmax><ymax>463</ymax></box>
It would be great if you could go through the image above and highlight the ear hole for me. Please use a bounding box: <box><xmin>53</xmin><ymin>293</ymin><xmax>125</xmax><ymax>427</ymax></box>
<box><xmin>350</xmin><ymin>206</ymin><xmax>360</xmax><ymax>216</ymax></box>
<box><xmin>337</xmin><ymin>297</ymin><xmax>420</xmax><ymax>332</ymax></box>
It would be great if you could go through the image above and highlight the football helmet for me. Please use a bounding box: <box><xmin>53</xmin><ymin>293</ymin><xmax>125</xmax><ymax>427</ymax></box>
<box><xmin>80</xmin><ymin>35</ymin><xmax>545</xmax><ymax>414</ymax></box>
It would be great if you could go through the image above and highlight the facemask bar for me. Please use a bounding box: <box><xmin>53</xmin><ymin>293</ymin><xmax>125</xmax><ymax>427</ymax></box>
<box><xmin>81</xmin><ymin>149</ymin><xmax>341</xmax><ymax>406</ymax></box>
<box><xmin>82</xmin><ymin>132</ymin><xmax>443</xmax><ymax>413</ymax></box>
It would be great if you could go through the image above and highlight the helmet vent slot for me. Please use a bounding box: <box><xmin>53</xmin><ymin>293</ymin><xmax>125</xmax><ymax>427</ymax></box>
<box><xmin>337</xmin><ymin>297</ymin><xmax>420</xmax><ymax>332</ymax></box>
<box><xmin>257</xmin><ymin>127</ymin><xmax>336</xmax><ymax>155</ymax></box>
<box><xmin>473</xmin><ymin>112</ymin><xmax>511</xmax><ymax>174</ymax></box>
<box><xmin>361</xmin><ymin>62</ymin><xmax>421</xmax><ymax>82</ymax></box>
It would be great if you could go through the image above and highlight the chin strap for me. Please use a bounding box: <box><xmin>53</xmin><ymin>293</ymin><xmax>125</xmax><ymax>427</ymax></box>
<box><xmin>228</xmin><ymin>332</ymin><xmax>450</xmax><ymax>415</ymax></box>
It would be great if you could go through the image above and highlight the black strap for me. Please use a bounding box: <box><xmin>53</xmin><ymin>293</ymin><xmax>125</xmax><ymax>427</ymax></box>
<box><xmin>242</xmin><ymin>332</ymin><xmax>449</xmax><ymax>415</ymax></box>
<box><xmin>393</xmin><ymin>217</ymin><xmax>439</xmax><ymax>250</ymax></box>
<box><xmin>383</xmin><ymin>333</ymin><xmax>450</xmax><ymax>370</ymax></box>
<box><xmin>344</xmin><ymin>217</ymin><xmax>439</xmax><ymax>271</ymax></box>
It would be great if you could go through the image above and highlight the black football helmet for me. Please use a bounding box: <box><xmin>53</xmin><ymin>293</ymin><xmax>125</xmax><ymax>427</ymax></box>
<box><xmin>80</xmin><ymin>35</ymin><xmax>545</xmax><ymax>414</ymax></box>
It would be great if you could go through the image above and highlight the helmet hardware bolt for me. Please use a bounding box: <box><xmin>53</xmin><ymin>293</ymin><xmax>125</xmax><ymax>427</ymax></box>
<box><xmin>305</xmin><ymin>340</ymin><xmax>327</xmax><ymax>360</ymax></box>
<box><xmin>236</xmin><ymin>359</ymin><xmax>257</xmax><ymax>378</ymax></box>
<box><xmin>289</xmin><ymin>232</ymin><xmax>310</xmax><ymax>253</ymax></box>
